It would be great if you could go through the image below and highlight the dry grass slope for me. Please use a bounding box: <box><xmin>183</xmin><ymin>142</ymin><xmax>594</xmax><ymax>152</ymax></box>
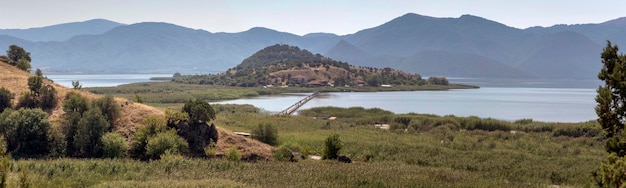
<box><xmin>0</xmin><ymin>62</ymin><xmax>274</xmax><ymax>160</ymax></box>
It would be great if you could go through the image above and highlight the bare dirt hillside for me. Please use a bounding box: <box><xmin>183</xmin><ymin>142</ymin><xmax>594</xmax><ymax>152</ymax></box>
<box><xmin>0</xmin><ymin>62</ymin><xmax>274</xmax><ymax>160</ymax></box>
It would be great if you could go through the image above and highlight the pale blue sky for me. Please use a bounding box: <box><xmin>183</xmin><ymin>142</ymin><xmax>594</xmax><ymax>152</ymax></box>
<box><xmin>2</xmin><ymin>0</ymin><xmax>625</xmax><ymax>35</ymax></box>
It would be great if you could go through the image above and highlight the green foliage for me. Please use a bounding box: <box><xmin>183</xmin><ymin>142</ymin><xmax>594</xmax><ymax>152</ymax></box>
<box><xmin>73</xmin><ymin>109</ymin><xmax>109</xmax><ymax>158</ymax></box>
<box><xmin>5</xmin><ymin>45</ymin><xmax>31</xmax><ymax>71</ymax></box>
<box><xmin>146</xmin><ymin>130</ymin><xmax>189</xmax><ymax>160</ymax></box>
<box><xmin>62</xmin><ymin>92</ymin><xmax>89</xmax><ymax>114</ymax></box>
<box><xmin>252</xmin><ymin>123</ymin><xmax>278</xmax><ymax>146</ymax></box>
<box><xmin>0</xmin><ymin>137</ymin><xmax>7</xmax><ymax>188</ymax></box>
<box><xmin>134</xmin><ymin>94</ymin><xmax>143</xmax><ymax>103</ymax></box>
<box><xmin>597</xmin><ymin>41</ymin><xmax>626</xmax><ymax>156</ymax></box>
<box><xmin>92</xmin><ymin>95</ymin><xmax>120</xmax><ymax>128</ymax></box>
<box><xmin>394</xmin><ymin>116</ymin><xmax>412</xmax><ymax>127</ymax></box>
<box><xmin>71</xmin><ymin>81</ymin><xmax>81</xmax><ymax>90</ymax></box>
<box><xmin>18</xmin><ymin>74</ymin><xmax>57</xmax><ymax>111</ymax></box>
<box><xmin>322</xmin><ymin>133</ymin><xmax>342</xmax><ymax>160</ymax></box>
<box><xmin>130</xmin><ymin>115</ymin><xmax>166</xmax><ymax>160</ymax></box>
<box><xmin>0</xmin><ymin>108</ymin><xmax>50</xmax><ymax>158</ymax></box>
<box><xmin>39</xmin><ymin>85</ymin><xmax>57</xmax><ymax>110</ymax></box>
<box><xmin>459</xmin><ymin>117</ymin><xmax>511</xmax><ymax>131</ymax></box>
<box><xmin>47</xmin><ymin>126</ymin><xmax>66</xmax><ymax>158</ymax></box>
<box><xmin>16</xmin><ymin>59</ymin><xmax>31</xmax><ymax>72</ymax></box>
<box><xmin>101</xmin><ymin>132</ymin><xmax>128</xmax><ymax>158</ymax></box>
<box><xmin>225</xmin><ymin>146</ymin><xmax>241</xmax><ymax>161</ymax></box>
<box><xmin>273</xmin><ymin>146</ymin><xmax>295</xmax><ymax>162</ymax></box>
<box><xmin>15</xmin><ymin>92</ymin><xmax>36</xmax><ymax>109</ymax></box>
<box><xmin>598</xmin><ymin>153</ymin><xmax>626</xmax><ymax>187</ymax></box>
<box><xmin>552</xmin><ymin>123</ymin><xmax>603</xmax><ymax>138</ymax></box>
<box><xmin>0</xmin><ymin>88</ymin><xmax>13</xmax><ymax>112</ymax></box>
<box><xmin>61</xmin><ymin>92</ymin><xmax>89</xmax><ymax>157</ymax></box>
<box><xmin>182</xmin><ymin>99</ymin><xmax>216</xmax><ymax>123</ymax></box>
<box><xmin>427</xmin><ymin>77</ymin><xmax>449</xmax><ymax>85</ymax></box>
<box><xmin>27</xmin><ymin>76</ymin><xmax>42</xmax><ymax>95</ymax></box>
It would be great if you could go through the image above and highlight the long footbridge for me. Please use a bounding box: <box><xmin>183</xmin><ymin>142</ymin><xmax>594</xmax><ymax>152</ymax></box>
<box><xmin>277</xmin><ymin>91</ymin><xmax>321</xmax><ymax>115</ymax></box>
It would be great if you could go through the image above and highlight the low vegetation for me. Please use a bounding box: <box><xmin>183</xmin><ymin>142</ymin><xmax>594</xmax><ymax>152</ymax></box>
<box><xmin>0</xmin><ymin>44</ymin><xmax>612</xmax><ymax>187</ymax></box>
<box><xmin>0</xmin><ymin>105</ymin><xmax>605</xmax><ymax>187</ymax></box>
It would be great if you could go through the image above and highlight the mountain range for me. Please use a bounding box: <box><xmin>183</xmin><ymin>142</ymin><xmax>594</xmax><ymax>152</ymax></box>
<box><xmin>1</xmin><ymin>13</ymin><xmax>625</xmax><ymax>79</ymax></box>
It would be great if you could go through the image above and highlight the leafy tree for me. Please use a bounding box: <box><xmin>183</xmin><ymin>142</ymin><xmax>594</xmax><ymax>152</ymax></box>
<box><xmin>252</xmin><ymin>123</ymin><xmax>278</xmax><ymax>146</ymax></box>
<box><xmin>146</xmin><ymin>130</ymin><xmax>189</xmax><ymax>160</ymax></box>
<box><xmin>35</xmin><ymin>69</ymin><xmax>42</xmax><ymax>77</ymax></box>
<box><xmin>175</xmin><ymin>100</ymin><xmax>218</xmax><ymax>156</ymax></box>
<box><xmin>6</xmin><ymin>45</ymin><xmax>30</xmax><ymax>69</ymax></box>
<box><xmin>63</xmin><ymin>92</ymin><xmax>89</xmax><ymax>114</ymax></box>
<box><xmin>101</xmin><ymin>132</ymin><xmax>128</xmax><ymax>158</ymax></box>
<box><xmin>16</xmin><ymin>59</ymin><xmax>31</xmax><ymax>72</ymax></box>
<box><xmin>93</xmin><ymin>95</ymin><xmax>120</xmax><ymax>129</ymax></box>
<box><xmin>322</xmin><ymin>133</ymin><xmax>343</xmax><ymax>160</ymax></box>
<box><xmin>61</xmin><ymin>92</ymin><xmax>90</xmax><ymax>157</ymax></box>
<box><xmin>39</xmin><ymin>85</ymin><xmax>57</xmax><ymax>110</ymax></box>
<box><xmin>27</xmin><ymin>76</ymin><xmax>42</xmax><ymax>95</ymax></box>
<box><xmin>6</xmin><ymin>45</ymin><xmax>30</xmax><ymax>63</ymax></box>
<box><xmin>15</xmin><ymin>92</ymin><xmax>37</xmax><ymax>109</ymax></box>
<box><xmin>71</xmin><ymin>81</ymin><xmax>82</xmax><ymax>90</ymax></box>
<box><xmin>0</xmin><ymin>88</ymin><xmax>13</xmax><ymax>112</ymax></box>
<box><xmin>47</xmin><ymin>126</ymin><xmax>66</xmax><ymax>158</ymax></box>
<box><xmin>73</xmin><ymin>108</ymin><xmax>109</xmax><ymax>158</ymax></box>
<box><xmin>182</xmin><ymin>99</ymin><xmax>216</xmax><ymax>123</ymax></box>
<box><xmin>18</xmin><ymin>73</ymin><xmax>57</xmax><ymax>111</ymax></box>
<box><xmin>0</xmin><ymin>108</ymin><xmax>50</xmax><ymax>158</ymax></box>
<box><xmin>595</xmin><ymin>41</ymin><xmax>626</xmax><ymax>186</ymax></box>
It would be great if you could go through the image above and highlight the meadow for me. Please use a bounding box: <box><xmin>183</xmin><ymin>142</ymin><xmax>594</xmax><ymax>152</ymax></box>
<box><xmin>4</xmin><ymin>105</ymin><xmax>605</xmax><ymax>187</ymax></box>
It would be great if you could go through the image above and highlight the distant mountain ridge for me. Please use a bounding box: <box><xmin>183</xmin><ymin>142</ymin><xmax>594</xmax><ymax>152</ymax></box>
<box><xmin>0</xmin><ymin>19</ymin><xmax>123</xmax><ymax>42</ymax></box>
<box><xmin>0</xmin><ymin>13</ymin><xmax>624</xmax><ymax>80</ymax></box>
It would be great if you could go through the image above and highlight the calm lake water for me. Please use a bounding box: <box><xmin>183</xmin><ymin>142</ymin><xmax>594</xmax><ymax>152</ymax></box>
<box><xmin>45</xmin><ymin>74</ymin><xmax>600</xmax><ymax>122</ymax></box>
<box><xmin>46</xmin><ymin>74</ymin><xmax>171</xmax><ymax>87</ymax></box>
<box><xmin>214</xmin><ymin>88</ymin><xmax>598</xmax><ymax>123</ymax></box>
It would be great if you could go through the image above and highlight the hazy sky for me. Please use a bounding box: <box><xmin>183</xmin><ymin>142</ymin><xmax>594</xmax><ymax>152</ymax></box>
<box><xmin>2</xmin><ymin>0</ymin><xmax>625</xmax><ymax>35</ymax></box>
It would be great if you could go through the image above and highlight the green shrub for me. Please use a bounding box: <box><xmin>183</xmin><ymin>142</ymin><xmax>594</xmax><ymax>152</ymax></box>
<box><xmin>0</xmin><ymin>87</ymin><xmax>13</xmax><ymax>112</ymax></box>
<box><xmin>74</xmin><ymin>109</ymin><xmax>109</xmax><ymax>158</ymax></box>
<box><xmin>553</xmin><ymin>124</ymin><xmax>603</xmax><ymax>138</ymax></box>
<box><xmin>225</xmin><ymin>146</ymin><xmax>241</xmax><ymax>161</ymax></box>
<box><xmin>322</xmin><ymin>133</ymin><xmax>342</xmax><ymax>160</ymax></box>
<box><xmin>146</xmin><ymin>130</ymin><xmax>189</xmax><ymax>160</ymax></box>
<box><xmin>101</xmin><ymin>132</ymin><xmax>128</xmax><ymax>158</ymax></box>
<box><xmin>129</xmin><ymin>116</ymin><xmax>166</xmax><ymax>160</ymax></box>
<box><xmin>273</xmin><ymin>146</ymin><xmax>295</xmax><ymax>162</ymax></box>
<box><xmin>39</xmin><ymin>85</ymin><xmax>57</xmax><ymax>110</ymax></box>
<box><xmin>252</xmin><ymin>123</ymin><xmax>278</xmax><ymax>146</ymax></box>
<box><xmin>0</xmin><ymin>108</ymin><xmax>50</xmax><ymax>158</ymax></box>
<box><xmin>514</xmin><ymin>118</ymin><xmax>533</xmax><ymax>125</ymax></box>
<box><xmin>47</xmin><ymin>126</ymin><xmax>67</xmax><ymax>158</ymax></box>
<box><xmin>93</xmin><ymin>95</ymin><xmax>120</xmax><ymax>128</ymax></box>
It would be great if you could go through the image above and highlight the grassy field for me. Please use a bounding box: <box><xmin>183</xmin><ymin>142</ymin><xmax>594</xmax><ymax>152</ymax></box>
<box><xmin>4</xmin><ymin>105</ymin><xmax>605</xmax><ymax>187</ymax></box>
<box><xmin>0</xmin><ymin>79</ymin><xmax>600</xmax><ymax>187</ymax></box>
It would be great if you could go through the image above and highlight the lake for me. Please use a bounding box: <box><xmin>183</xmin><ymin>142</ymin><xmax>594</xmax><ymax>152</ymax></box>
<box><xmin>45</xmin><ymin>74</ymin><xmax>172</xmax><ymax>87</ymax></box>
<box><xmin>44</xmin><ymin>74</ymin><xmax>600</xmax><ymax>122</ymax></box>
<box><xmin>214</xmin><ymin>87</ymin><xmax>598</xmax><ymax>123</ymax></box>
